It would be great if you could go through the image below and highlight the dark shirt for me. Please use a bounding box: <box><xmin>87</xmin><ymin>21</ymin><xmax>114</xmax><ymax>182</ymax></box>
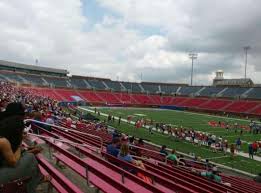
<box><xmin>160</xmin><ymin>149</ymin><xmax>168</xmax><ymax>156</ymax></box>
<box><xmin>107</xmin><ymin>144</ymin><xmax>120</xmax><ymax>157</ymax></box>
<box><xmin>254</xmin><ymin>175</ymin><xmax>261</xmax><ymax>183</ymax></box>
<box><xmin>249</xmin><ymin>144</ymin><xmax>253</xmax><ymax>154</ymax></box>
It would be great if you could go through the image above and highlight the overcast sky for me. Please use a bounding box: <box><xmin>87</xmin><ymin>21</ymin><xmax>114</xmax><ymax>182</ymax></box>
<box><xmin>0</xmin><ymin>0</ymin><xmax>261</xmax><ymax>85</ymax></box>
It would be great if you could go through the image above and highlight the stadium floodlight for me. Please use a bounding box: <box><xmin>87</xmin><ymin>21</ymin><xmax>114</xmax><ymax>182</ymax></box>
<box><xmin>243</xmin><ymin>46</ymin><xmax>251</xmax><ymax>79</ymax></box>
<box><xmin>189</xmin><ymin>53</ymin><xmax>198</xmax><ymax>86</ymax></box>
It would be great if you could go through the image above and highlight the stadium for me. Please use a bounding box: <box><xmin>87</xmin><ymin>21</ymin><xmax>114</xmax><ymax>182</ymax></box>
<box><xmin>0</xmin><ymin>58</ymin><xmax>261</xmax><ymax>193</ymax></box>
<box><xmin>1</xmin><ymin>1</ymin><xmax>261</xmax><ymax>193</ymax></box>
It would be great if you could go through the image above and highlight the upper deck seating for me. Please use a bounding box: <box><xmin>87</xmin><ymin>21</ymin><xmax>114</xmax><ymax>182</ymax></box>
<box><xmin>20</xmin><ymin>74</ymin><xmax>45</xmax><ymax>85</ymax></box>
<box><xmin>70</xmin><ymin>78</ymin><xmax>88</xmax><ymax>89</ymax></box>
<box><xmin>87</xmin><ymin>79</ymin><xmax>106</xmax><ymax>90</ymax></box>
<box><xmin>199</xmin><ymin>87</ymin><xmax>224</xmax><ymax>97</ymax></box>
<box><xmin>160</xmin><ymin>85</ymin><xmax>179</xmax><ymax>94</ymax></box>
<box><xmin>121</xmin><ymin>82</ymin><xmax>142</xmax><ymax>93</ymax></box>
<box><xmin>104</xmin><ymin>80</ymin><xmax>122</xmax><ymax>91</ymax></box>
<box><xmin>141</xmin><ymin>83</ymin><xmax>159</xmax><ymax>94</ymax></box>
<box><xmin>178</xmin><ymin>87</ymin><xmax>202</xmax><ymax>96</ymax></box>
<box><xmin>247</xmin><ymin>88</ymin><xmax>261</xmax><ymax>99</ymax></box>
<box><xmin>221</xmin><ymin>87</ymin><xmax>249</xmax><ymax>98</ymax></box>
<box><xmin>44</xmin><ymin>77</ymin><xmax>69</xmax><ymax>88</ymax></box>
<box><xmin>0</xmin><ymin>72</ymin><xmax>23</xmax><ymax>82</ymax></box>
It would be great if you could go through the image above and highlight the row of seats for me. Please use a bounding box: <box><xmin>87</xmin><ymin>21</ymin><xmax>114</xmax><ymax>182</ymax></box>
<box><xmin>2</xmin><ymin>70</ymin><xmax>261</xmax><ymax>98</ymax></box>
<box><xmin>25</xmin><ymin>87</ymin><xmax>261</xmax><ymax>115</ymax></box>
<box><xmin>65</xmin><ymin>120</ymin><xmax>261</xmax><ymax>193</ymax></box>
<box><xmin>30</xmin><ymin>120</ymin><xmax>261</xmax><ymax>193</ymax></box>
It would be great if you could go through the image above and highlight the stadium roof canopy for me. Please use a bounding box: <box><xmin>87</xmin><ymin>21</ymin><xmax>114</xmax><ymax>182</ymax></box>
<box><xmin>213</xmin><ymin>78</ymin><xmax>254</xmax><ymax>87</ymax></box>
<box><xmin>0</xmin><ymin>60</ymin><xmax>68</xmax><ymax>76</ymax></box>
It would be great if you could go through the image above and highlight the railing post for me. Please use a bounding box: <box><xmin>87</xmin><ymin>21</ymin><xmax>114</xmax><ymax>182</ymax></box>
<box><xmin>85</xmin><ymin>165</ymin><xmax>90</xmax><ymax>186</ymax></box>
<box><xmin>152</xmin><ymin>176</ymin><xmax>155</xmax><ymax>185</ymax></box>
<box><xmin>76</xmin><ymin>145</ymin><xmax>81</xmax><ymax>157</ymax></box>
<box><xmin>48</xmin><ymin>144</ymin><xmax>52</xmax><ymax>160</ymax></box>
<box><xmin>100</xmin><ymin>138</ymin><xmax>103</xmax><ymax>153</ymax></box>
<box><xmin>121</xmin><ymin>172</ymin><xmax>125</xmax><ymax>184</ymax></box>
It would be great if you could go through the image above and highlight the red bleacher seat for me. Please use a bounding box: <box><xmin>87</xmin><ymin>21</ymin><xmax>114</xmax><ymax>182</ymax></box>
<box><xmin>224</xmin><ymin>101</ymin><xmax>259</xmax><ymax>113</ymax></box>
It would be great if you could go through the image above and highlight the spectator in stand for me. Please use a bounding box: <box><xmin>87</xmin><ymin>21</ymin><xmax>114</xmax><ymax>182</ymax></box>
<box><xmin>205</xmin><ymin>159</ymin><xmax>213</xmax><ymax>171</ymax></box>
<box><xmin>166</xmin><ymin>149</ymin><xmax>178</xmax><ymax>165</ymax></box>
<box><xmin>118</xmin><ymin>144</ymin><xmax>152</xmax><ymax>183</ymax></box>
<box><xmin>112</xmin><ymin>130</ymin><xmax>121</xmax><ymax>140</ymax></box>
<box><xmin>200</xmin><ymin>167</ymin><xmax>222</xmax><ymax>183</ymax></box>
<box><xmin>192</xmin><ymin>166</ymin><xmax>222</xmax><ymax>183</ymax></box>
<box><xmin>44</xmin><ymin>114</ymin><xmax>54</xmax><ymax>131</ymax></box>
<box><xmin>0</xmin><ymin>103</ymin><xmax>50</xmax><ymax>193</ymax></box>
<box><xmin>66</xmin><ymin>115</ymin><xmax>72</xmax><ymax>128</ymax></box>
<box><xmin>160</xmin><ymin>145</ymin><xmax>168</xmax><ymax>156</ymax></box>
<box><xmin>106</xmin><ymin>137</ymin><xmax>121</xmax><ymax>157</ymax></box>
<box><xmin>118</xmin><ymin>143</ymin><xmax>133</xmax><ymax>163</ymax></box>
<box><xmin>248</xmin><ymin>143</ymin><xmax>254</xmax><ymax>159</ymax></box>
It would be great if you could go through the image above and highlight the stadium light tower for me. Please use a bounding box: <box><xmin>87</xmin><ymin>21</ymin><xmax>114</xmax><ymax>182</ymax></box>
<box><xmin>243</xmin><ymin>46</ymin><xmax>251</xmax><ymax>79</ymax></box>
<box><xmin>189</xmin><ymin>53</ymin><xmax>198</xmax><ymax>86</ymax></box>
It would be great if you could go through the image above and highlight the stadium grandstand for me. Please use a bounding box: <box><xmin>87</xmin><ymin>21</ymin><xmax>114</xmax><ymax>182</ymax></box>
<box><xmin>1</xmin><ymin>60</ymin><xmax>261</xmax><ymax>116</ymax></box>
<box><xmin>3</xmin><ymin>0</ymin><xmax>261</xmax><ymax>192</ymax></box>
<box><xmin>0</xmin><ymin>60</ymin><xmax>261</xmax><ymax>192</ymax></box>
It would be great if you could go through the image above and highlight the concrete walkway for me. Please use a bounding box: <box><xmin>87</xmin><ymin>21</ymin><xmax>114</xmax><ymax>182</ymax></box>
<box><xmin>78</xmin><ymin>107</ymin><xmax>261</xmax><ymax>162</ymax></box>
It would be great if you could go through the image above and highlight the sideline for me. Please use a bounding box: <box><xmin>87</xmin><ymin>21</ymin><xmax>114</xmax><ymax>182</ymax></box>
<box><xmin>78</xmin><ymin>106</ymin><xmax>258</xmax><ymax>177</ymax></box>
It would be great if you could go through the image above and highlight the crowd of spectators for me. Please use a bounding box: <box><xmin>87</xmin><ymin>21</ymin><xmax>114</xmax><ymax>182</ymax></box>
<box><xmin>0</xmin><ymin>81</ymin><xmax>60</xmax><ymax>192</ymax></box>
<box><xmin>0</xmin><ymin>80</ymin><xmax>260</xmax><ymax>192</ymax></box>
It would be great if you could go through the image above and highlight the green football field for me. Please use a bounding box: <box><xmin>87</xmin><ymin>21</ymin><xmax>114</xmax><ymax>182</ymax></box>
<box><xmin>91</xmin><ymin>107</ymin><xmax>261</xmax><ymax>145</ymax></box>
<box><xmin>78</xmin><ymin>106</ymin><xmax>261</xmax><ymax>175</ymax></box>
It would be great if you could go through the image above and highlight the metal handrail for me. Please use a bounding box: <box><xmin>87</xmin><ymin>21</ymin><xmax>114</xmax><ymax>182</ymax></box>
<box><xmin>24</xmin><ymin>119</ymin><xmax>103</xmax><ymax>152</ymax></box>
<box><xmin>129</xmin><ymin>144</ymin><xmax>165</xmax><ymax>156</ymax></box>
<box><xmin>27</xmin><ymin>133</ymin><xmax>96</xmax><ymax>150</ymax></box>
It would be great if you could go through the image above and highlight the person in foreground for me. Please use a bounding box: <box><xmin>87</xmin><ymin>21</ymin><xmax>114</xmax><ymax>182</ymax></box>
<box><xmin>118</xmin><ymin>144</ymin><xmax>152</xmax><ymax>183</ymax></box>
<box><xmin>166</xmin><ymin>149</ymin><xmax>178</xmax><ymax>165</ymax></box>
<box><xmin>106</xmin><ymin>137</ymin><xmax>120</xmax><ymax>157</ymax></box>
<box><xmin>0</xmin><ymin>103</ymin><xmax>50</xmax><ymax>193</ymax></box>
<box><xmin>192</xmin><ymin>166</ymin><xmax>231</xmax><ymax>186</ymax></box>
